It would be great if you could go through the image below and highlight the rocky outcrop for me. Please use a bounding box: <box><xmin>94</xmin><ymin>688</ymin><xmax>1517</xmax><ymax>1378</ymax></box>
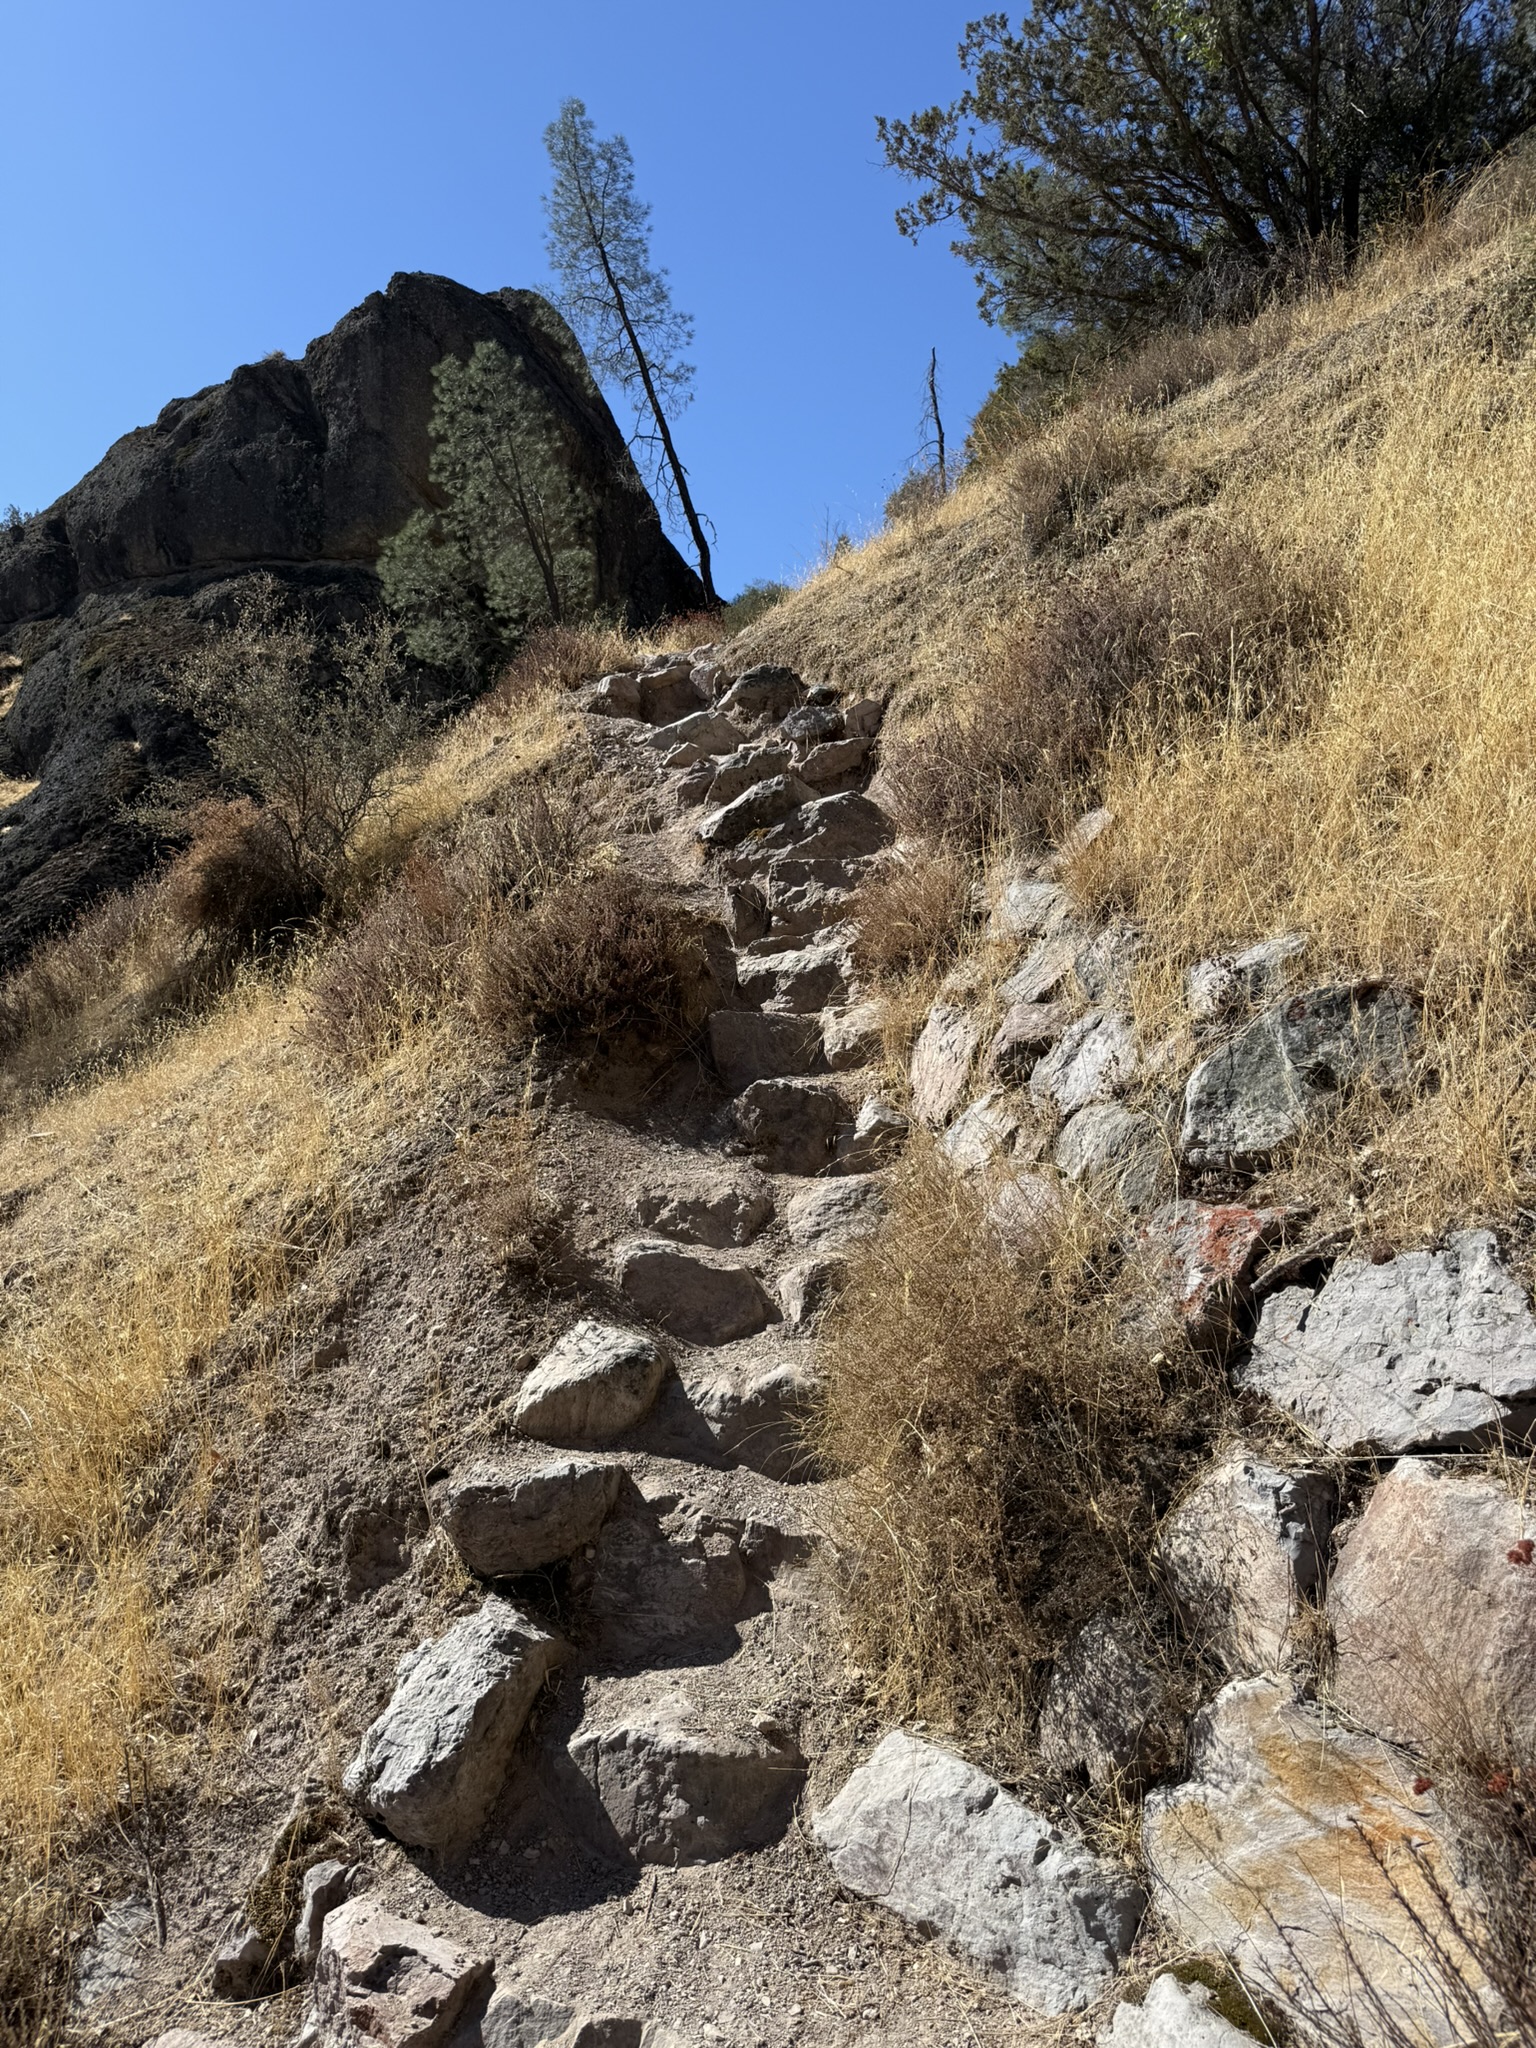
<box><xmin>0</xmin><ymin>273</ymin><xmax>701</xmax><ymax>967</ymax></box>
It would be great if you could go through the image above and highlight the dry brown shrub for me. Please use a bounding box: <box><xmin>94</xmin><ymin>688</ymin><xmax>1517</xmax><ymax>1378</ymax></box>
<box><xmin>848</xmin><ymin>847</ymin><xmax>974</xmax><ymax>982</ymax></box>
<box><xmin>164</xmin><ymin>796</ymin><xmax>323</xmax><ymax>945</ymax></box>
<box><xmin>483</xmin><ymin>621</ymin><xmax>636</xmax><ymax>711</ymax></box>
<box><xmin>472</xmin><ymin>869</ymin><xmax>706</xmax><ymax>1046</ymax></box>
<box><xmin>815</xmin><ymin>1147</ymin><xmax>1222</xmax><ymax>1750</ymax></box>
<box><xmin>1005</xmin><ymin>407</ymin><xmax>1158</xmax><ymax>552</ymax></box>
<box><xmin>885</xmin><ymin>529</ymin><xmax>1337</xmax><ymax>856</ymax></box>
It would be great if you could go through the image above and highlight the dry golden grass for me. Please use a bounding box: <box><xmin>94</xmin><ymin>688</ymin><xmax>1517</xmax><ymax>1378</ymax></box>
<box><xmin>816</xmin><ymin>1146</ymin><xmax>1219</xmax><ymax>1758</ymax></box>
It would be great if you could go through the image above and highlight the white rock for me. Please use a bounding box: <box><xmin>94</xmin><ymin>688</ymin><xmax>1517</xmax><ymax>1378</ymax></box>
<box><xmin>1097</xmin><ymin>1975</ymin><xmax>1251</xmax><ymax>2045</ymax></box>
<box><xmin>909</xmin><ymin>1004</ymin><xmax>981</xmax><ymax>1128</ymax></box>
<box><xmin>835</xmin><ymin>1096</ymin><xmax>908</xmax><ymax>1172</ymax></box>
<box><xmin>293</xmin><ymin>1860</ymin><xmax>351</xmax><ymax>1969</ymax></box>
<box><xmin>343</xmin><ymin>1600</ymin><xmax>568</xmax><ymax>1848</ymax></box>
<box><xmin>1156</xmin><ymin>1449</ymin><xmax>1336</xmax><ymax>1673</ymax></box>
<box><xmin>1241</xmin><ymin>1228</ymin><xmax>1536</xmax><ymax>1452</ymax></box>
<box><xmin>1143</xmin><ymin>1676</ymin><xmax>1496</xmax><ymax>2048</ymax></box>
<box><xmin>1030</xmin><ymin>1009</ymin><xmax>1137</xmax><ymax>1116</ymax></box>
<box><xmin>514</xmin><ymin>1321</ymin><xmax>667</xmax><ymax>1445</ymax></box>
<box><xmin>309</xmin><ymin>1898</ymin><xmax>490</xmax><ymax>2048</ymax></box>
<box><xmin>1330</xmin><ymin>1456</ymin><xmax>1536</xmax><ymax>1752</ymax></box>
<box><xmin>813</xmin><ymin>1730</ymin><xmax>1144</xmax><ymax>2013</ymax></box>
<box><xmin>940</xmin><ymin>1091</ymin><xmax>1028</xmax><ymax>1173</ymax></box>
<box><xmin>986</xmin><ymin>877</ymin><xmax>1071</xmax><ymax>941</ymax></box>
<box><xmin>1000</xmin><ymin>931</ymin><xmax>1081</xmax><ymax>1006</ymax></box>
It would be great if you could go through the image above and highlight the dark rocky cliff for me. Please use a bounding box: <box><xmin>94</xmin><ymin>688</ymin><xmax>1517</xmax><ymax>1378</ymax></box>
<box><xmin>0</xmin><ymin>273</ymin><xmax>703</xmax><ymax>967</ymax></box>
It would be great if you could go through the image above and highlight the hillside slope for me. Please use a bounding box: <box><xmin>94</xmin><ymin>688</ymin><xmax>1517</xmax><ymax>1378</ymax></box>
<box><xmin>5</xmin><ymin>152</ymin><xmax>1536</xmax><ymax>2048</ymax></box>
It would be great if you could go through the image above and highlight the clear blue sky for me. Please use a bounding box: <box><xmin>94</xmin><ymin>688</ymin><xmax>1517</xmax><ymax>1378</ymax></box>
<box><xmin>0</xmin><ymin>1</ymin><xmax>1011</xmax><ymax>598</ymax></box>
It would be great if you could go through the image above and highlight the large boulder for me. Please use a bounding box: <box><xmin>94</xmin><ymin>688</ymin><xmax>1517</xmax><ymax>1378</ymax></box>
<box><xmin>1240</xmin><ymin>1229</ymin><xmax>1536</xmax><ymax>1452</ymax></box>
<box><xmin>513</xmin><ymin>1321</ymin><xmax>667</xmax><ymax>1444</ymax></box>
<box><xmin>0</xmin><ymin>275</ymin><xmax>701</xmax><ymax>969</ymax></box>
<box><xmin>1155</xmin><ymin>1448</ymin><xmax>1336</xmax><ymax>1673</ymax></box>
<box><xmin>813</xmin><ymin>1730</ymin><xmax>1144</xmax><ymax>2013</ymax></box>
<box><xmin>1330</xmin><ymin>1457</ymin><xmax>1536</xmax><ymax>1754</ymax></box>
<box><xmin>570</xmin><ymin>1701</ymin><xmax>806</xmax><ymax>1862</ymax></box>
<box><xmin>1142</xmin><ymin>1676</ymin><xmax>1496</xmax><ymax>2048</ymax></box>
<box><xmin>1180</xmin><ymin>982</ymin><xmax>1419</xmax><ymax>1171</ymax></box>
<box><xmin>1055</xmin><ymin>1103</ymin><xmax>1171</xmax><ymax>1212</ymax></box>
<box><xmin>308</xmin><ymin>1898</ymin><xmax>490</xmax><ymax>2048</ymax></box>
<box><xmin>343</xmin><ymin>1601</ymin><xmax>568</xmax><ymax>1848</ymax></box>
<box><xmin>440</xmin><ymin>1458</ymin><xmax>622</xmax><ymax>1578</ymax></box>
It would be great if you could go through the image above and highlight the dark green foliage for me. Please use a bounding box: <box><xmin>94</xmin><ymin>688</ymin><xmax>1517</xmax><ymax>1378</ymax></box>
<box><xmin>881</xmin><ymin>1</ymin><xmax>1536</xmax><ymax>352</ymax></box>
<box><xmin>379</xmin><ymin>341</ymin><xmax>598</xmax><ymax>673</ymax></box>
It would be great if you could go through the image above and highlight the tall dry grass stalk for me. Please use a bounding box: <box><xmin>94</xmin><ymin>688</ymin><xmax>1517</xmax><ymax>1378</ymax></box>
<box><xmin>815</xmin><ymin>1147</ymin><xmax>1220</xmax><ymax>1757</ymax></box>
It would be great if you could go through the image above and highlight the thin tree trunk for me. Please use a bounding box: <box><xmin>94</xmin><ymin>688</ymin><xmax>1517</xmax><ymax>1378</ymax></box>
<box><xmin>582</xmin><ymin>212</ymin><xmax>718</xmax><ymax>606</ymax></box>
<box><xmin>927</xmin><ymin>348</ymin><xmax>947</xmax><ymax>493</ymax></box>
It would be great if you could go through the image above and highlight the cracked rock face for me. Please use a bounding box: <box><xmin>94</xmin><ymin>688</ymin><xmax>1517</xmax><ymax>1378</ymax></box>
<box><xmin>1240</xmin><ymin>1228</ymin><xmax>1536</xmax><ymax>1452</ymax></box>
<box><xmin>1142</xmin><ymin>1676</ymin><xmax>1496</xmax><ymax>2048</ymax></box>
<box><xmin>1180</xmin><ymin>982</ymin><xmax>1419</xmax><ymax>1171</ymax></box>
<box><xmin>812</xmin><ymin>1730</ymin><xmax>1144</xmax><ymax>2013</ymax></box>
<box><xmin>309</xmin><ymin>1898</ymin><xmax>490</xmax><ymax>2048</ymax></box>
<box><xmin>343</xmin><ymin>1601</ymin><xmax>568</xmax><ymax>1849</ymax></box>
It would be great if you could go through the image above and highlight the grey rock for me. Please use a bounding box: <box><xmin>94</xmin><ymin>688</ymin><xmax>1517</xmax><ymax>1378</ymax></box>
<box><xmin>310</xmin><ymin>1897</ymin><xmax>491</xmax><ymax>2048</ymax></box>
<box><xmin>294</xmin><ymin>1861</ymin><xmax>352</xmax><ymax>1970</ymax></box>
<box><xmin>765</xmin><ymin>876</ymin><xmax>853</xmax><ymax>942</ymax></box>
<box><xmin>1241</xmin><ymin>1227</ymin><xmax>1536</xmax><ymax>1452</ymax></box>
<box><xmin>643</xmin><ymin>710</ymin><xmax>744</xmax><ymax>757</ymax></box>
<box><xmin>697</xmin><ymin>774</ymin><xmax>815</xmax><ymax>850</ymax></box>
<box><xmin>441</xmin><ymin>1460</ymin><xmax>622</xmax><ymax>1578</ymax></box>
<box><xmin>777</xmin><ymin>1256</ymin><xmax>848</xmax><ymax>1331</ymax></box>
<box><xmin>1134</xmin><ymin>1200</ymin><xmax>1283</xmax><ymax>1355</ymax></box>
<box><xmin>755</xmin><ymin>790</ymin><xmax>891</xmax><ymax>862</ymax></box>
<box><xmin>941</xmin><ymin>1092</ymin><xmax>1029</xmax><ymax>1174</ymax></box>
<box><xmin>1097</xmin><ymin>1975</ymin><xmax>1252</xmax><ymax>2046</ymax></box>
<box><xmin>1044</xmin><ymin>805</ymin><xmax>1115</xmax><ymax>876</ymax></box>
<box><xmin>986</xmin><ymin>1170</ymin><xmax>1066</xmax><ymax>1258</ymax></box>
<box><xmin>632</xmin><ymin>1179</ymin><xmax>773</xmax><ymax>1248</ymax></box>
<box><xmin>211</xmin><ymin>1923</ymin><xmax>269</xmax><ymax>2000</ymax></box>
<box><xmin>147</xmin><ymin>2033</ymin><xmax>242</xmax><ymax>2048</ymax></box>
<box><xmin>909</xmin><ymin>1003</ymin><xmax>981</xmax><ymax>1129</ymax></box>
<box><xmin>74</xmin><ymin>1896</ymin><xmax>156</xmax><ymax>2008</ymax></box>
<box><xmin>1181</xmin><ymin>982</ymin><xmax>1420</xmax><ymax>1170</ymax></box>
<box><xmin>986</xmin><ymin>877</ymin><xmax>1071</xmax><ymax>942</ymax></box>
<box><xmin>477</xmin><ymin>1990</ymin><xmax>578</xmax><ymax>2048</ymax></box>
<box><xmin>835</xmin><ymin>1096</ymin><xmax>909</xmax><ymax>1173</ymax></box>
<box><xmin>986</xmin><ymin>999</ymin><xmax>1075</xmax><ymax>1084</ymax></box>
<box><xmin>785</xmin><ymin>1176</ymin><xmax>886</xmax><ymax>1250</ymax></box>
<box><xmin>798</xmin><ymin>735</ymin><xmax>871</xmax><ymax>786</ymax></box>
<box><xmin>726</xmin><ymin>881</ymin><xmax>769</xmax><ymax>946</ymax></box>
<box><xmin>1186</xmin><ymin>931</ymin><xmax>1308</xmax><ymax>1022</ymax></box>
<box><xmin>343</xmin><ymin>1600</ymin><xmax>568</xmax><ymax>1849</ymax></box>
<box><xmin>1030</xmin><ymin>1009</ymin><xmax>1137</xmax><ymax>1116</ymax></box>
<box><xmin>1001</xmin><ymin>931</ymin><xmax>1082</xmax><ymax>1006</ymax></box>
<box><xmin>614</xmin><ymin>1239</ymin><xmax>775</xmax><ymax>1346</ymax></box>
<box><xmin>1037</xmin><ymin>1615</ymin><xmax>1184</xmax><ymax>1792</ymax></box>
<box><xmin>1156</xmin><ymin>1450</ymin><xmax>1336</xmax><ymax>1673</ymax></box>
<box><xmin>1073</xmin><ymin>927</ymin><xmax>1141</xmax><ymax>1003</ymax></box>
<box><xmin>1330</xmin><ymin>1457</ymin><xmax>1536</xmax><ymax>1752</ymax></box>
<box><xmin>822</xmin><ymin>1000</ymin><xmax>885</xmax><ymax>1070</ymax></box>
<box><xmin>1143</xmin><ymin>1676</ymin><xmax>1495</xmax><ymax>2048</ymax></box>
<box><xmin>813</xmin><ymin>1731</ymin><xmax>1144</xmax><ymax>2012</ymax></box>
<box><xmin>694</xmin><ymin>1358</ymin><xmax>821</xmax><ymax>1474</ymax></box>
<box><xmin>514</xmin><ymin>1321</ymin><xmax>667</xmax><ymax>1445</ymax></box>
<box><xmin>781</xmin><ymin>703</ymin><xmax>844</xmax><ymax>745</ymax></box>
<box><xmin>731</xmin><ymin>1079</ymin><xmax>850</xmax><ymax>1175</ymax></box>
<box><xmin>1056</xmin><ymin>1104</ymin><xmax>1171</xmax><ymax>1213</ymax></box>
<box><xmin>705</xmin><ymin>744</ymin><xmax>794</xmax><ymax>808</ymax></box>
<box><xmin>736</xmin><ymin>938</ymin><xmax>850</xmax><ymax>1014</ymax></box>
<box><xmin>719</xmin><ymin>664</ymin><xmax>804</xmax><ymax>722</ymax></box>
<box><xmin>571</xmin><ymin>1703</ymin><xmax>806</xmax><ymax>1862</ymax></box>
<box><xmin>586</xmin><ymin>1501</ymin><xmax>749</xmax><ymax>1658</ymax></box>
<box><xmin>844</xmin><ymin>696</ymin><xmax>884</xmax><ymax>738</ymax></box>
<box><xmin>706</xmin><ymin>1009</ymin><xmax>823</xmax><ymax>1090</ymax></box>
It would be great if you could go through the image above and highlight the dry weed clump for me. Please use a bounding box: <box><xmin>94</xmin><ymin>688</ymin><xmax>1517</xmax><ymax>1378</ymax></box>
<box><xmin>848</xmin><ymin>846</ymin><xmax>974</xmax><ymax>983</ymax></box>
<box><xmin>815</xmin><ymin>1147</ymin><xmax>1221</xmax><ymax>1751</ymax></box>
<box><xmin>483</xmin><ymin>619</ymin><xmax>637</xmax><ymax>711</ymax></box>
<box><xmin>473</xmin><ymin>868</ymin><xmax>706</xmax><ymax>1046</ymax></box>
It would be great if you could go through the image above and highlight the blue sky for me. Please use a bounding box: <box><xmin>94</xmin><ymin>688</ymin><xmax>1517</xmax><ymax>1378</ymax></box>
<box><xmin>0</xmin><ymin>1</ymin><xmax>1012</xmax><ymax>597</ymax></box>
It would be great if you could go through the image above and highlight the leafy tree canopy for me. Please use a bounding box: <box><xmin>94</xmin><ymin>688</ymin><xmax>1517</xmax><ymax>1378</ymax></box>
<box><xmin>880</xmin><ymin>0</ymin><xmax>1536</xmax><ymax>352</ymax></box>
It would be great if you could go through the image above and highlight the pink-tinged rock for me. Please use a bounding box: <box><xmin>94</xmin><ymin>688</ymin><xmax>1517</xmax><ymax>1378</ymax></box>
<box><xmin>908</xmin><ymin>1003</ymin><xmax>981</xmax><ymax>1128</ymax></box>
<box><xmin>309</xmin><ymin>1898</ymin><xmax>490</xmax><ymax>2048</ymax></box>
<box><xmin>1330</xmin><ymin>1457</ymin><xmax>1536</xmax><ymax>1754</ymax></box>
<box><xmin>1136</xmin><ymin>1201</ymin><xmax>1283</xmax><ymax>1354</ymax></box>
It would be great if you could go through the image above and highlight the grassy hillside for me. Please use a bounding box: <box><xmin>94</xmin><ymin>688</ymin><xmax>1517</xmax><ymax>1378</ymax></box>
<box><xmin>5</xmin><ymin>146</ymin><xmax>1536</xmax><ymax>2040</ymax></box>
